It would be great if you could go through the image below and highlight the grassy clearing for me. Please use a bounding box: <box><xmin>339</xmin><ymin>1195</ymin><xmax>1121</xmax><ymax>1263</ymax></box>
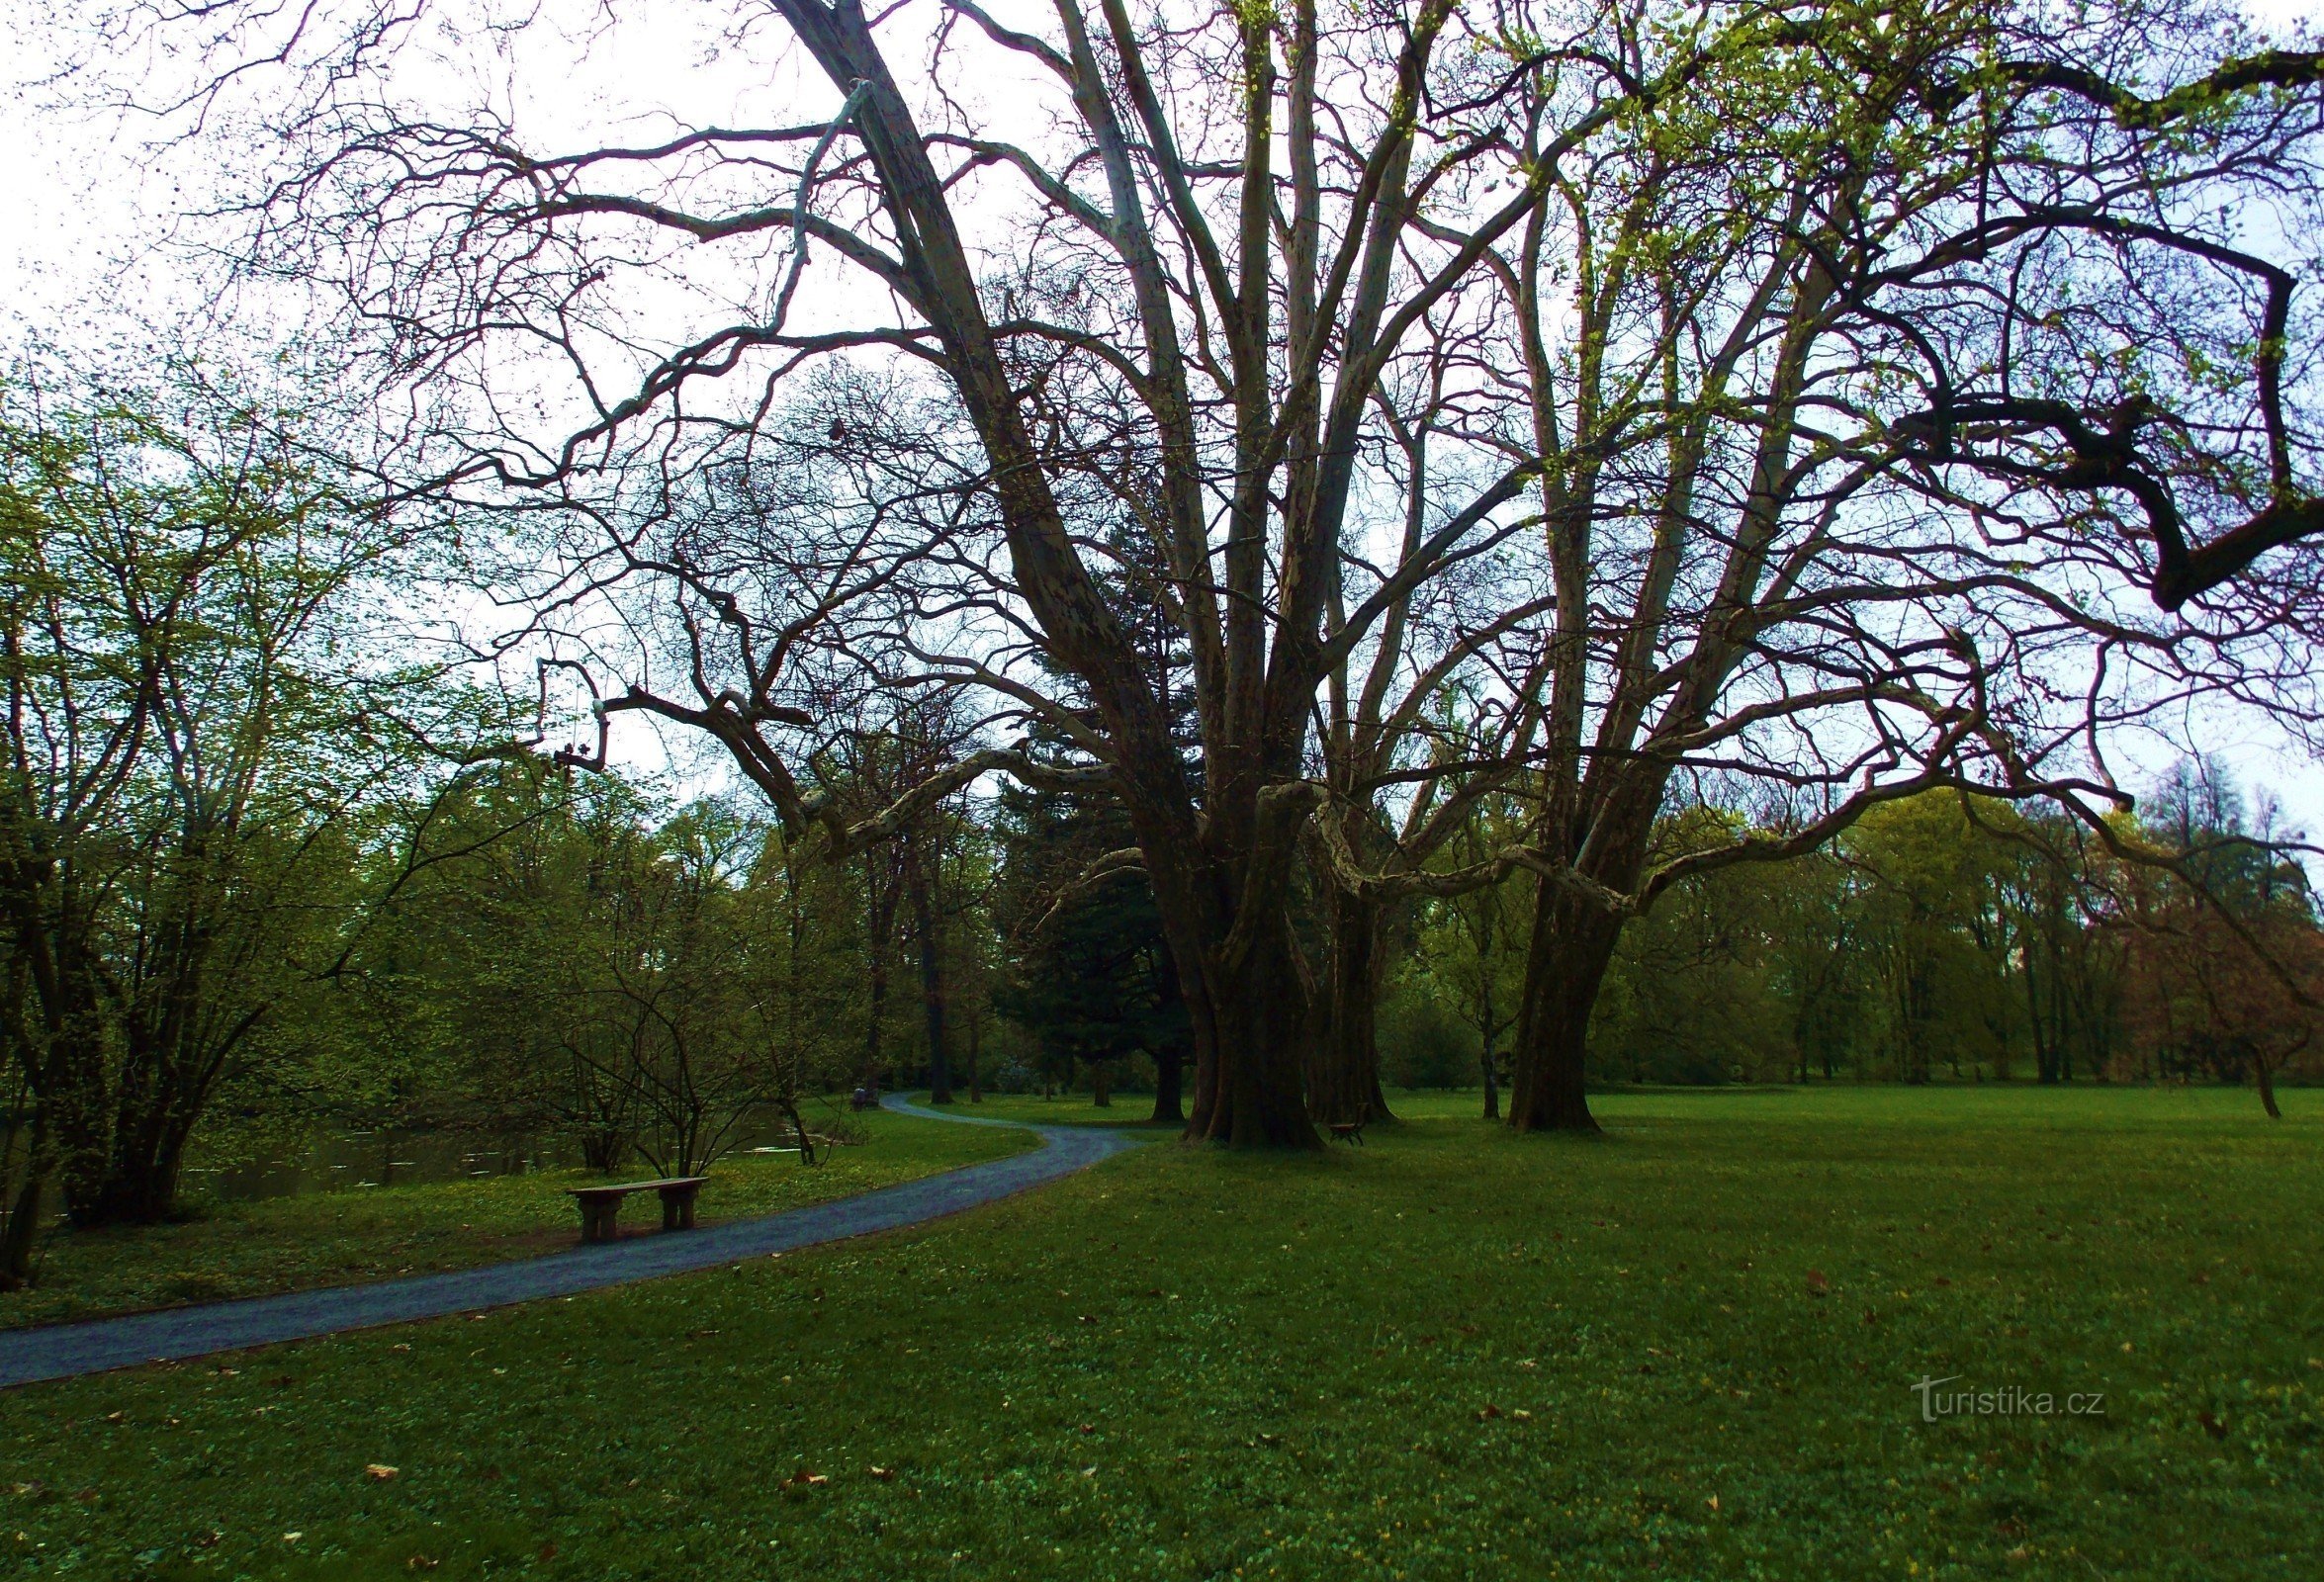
<box><xmin>0</xmin><ymin>1110</ymin><xmax>1035</xmax><ymax>1332</ymax></box>
<box><xmin>3</xmin><ymin>1087</ymin><xmax>2318</xmax><ymax>1580</ymax></box>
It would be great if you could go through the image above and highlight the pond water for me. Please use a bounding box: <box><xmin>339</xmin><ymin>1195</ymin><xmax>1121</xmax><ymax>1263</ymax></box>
<box><xmin>182</xmin><ymin>1115</ymin><xmax>816</xmax><ymax>1203</ymax></box>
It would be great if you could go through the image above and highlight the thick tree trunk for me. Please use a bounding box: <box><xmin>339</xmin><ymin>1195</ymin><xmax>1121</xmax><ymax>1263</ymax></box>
<box><xmin>1505</xmin><ymin>878</ymin><xmax>1616</xmax><ymax>1134</ymax></box>
<box><xmin>78</xmin><ymin>1141</ymin><xmax>191</xmax><ymax>1226</ymax></box>
<box><xmin>1310</xmin><ymin>887</ymin><xmax>1396</xmax><ymax>1125</ymax></box>
<box><xmin>76</xmin><ymin>1066</ymin><xmax>212</xmax><ymax>1226</ymax></box>
<box><xmin>1150</xmin><ymin>1043</ymin><xmax>1184</xmax><ymax>1125</ymax></box>
<box><xmin>1183</xmin><ymin>932</ymin><xmax>1319</xmax><ymax>1146</ymax></box>
<box><xmin>1132</xmin><ymin>795</ymin><xmax>1321</xmax><ymax>1150</ymax></box>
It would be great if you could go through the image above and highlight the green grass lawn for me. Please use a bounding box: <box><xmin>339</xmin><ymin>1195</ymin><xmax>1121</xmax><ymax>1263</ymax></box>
<box><xmin>4</xmin><ymin>1086</ymin><xmax>2318</xmax><ymax>1580</ymax></box>
<box><xmin>0</xmin><ymin>1109</ymin><xmax>1035</xmax><ymax>1332</ymax></box>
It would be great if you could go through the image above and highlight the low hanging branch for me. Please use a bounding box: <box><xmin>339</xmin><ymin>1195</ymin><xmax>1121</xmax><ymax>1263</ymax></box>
<box><xmin>528</xmin><ymin>667</ymin><xmax>1112</xmax><ymax>859</ymax></box>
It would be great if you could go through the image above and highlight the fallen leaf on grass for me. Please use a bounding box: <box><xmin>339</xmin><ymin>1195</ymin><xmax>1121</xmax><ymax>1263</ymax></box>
<box><xmin>785</xmin><ymin>1469</ymin><xmax>828</xmax><ymax>1487</ymax></box>
<box><xmin>1475</xmin><ymin>1403</ymin><xmax>1504</xmax><ymax>1421</ymax></box>
<box><xmin>365</xmin><ymin>1464</ymin><xmax>400</xmax><ymax>1482</ymax></box>
<box><xmin>1805</xmin><ymin>1270</ymin><xmax>1830</xmax><ymax>1296</ymax></box>
<box><xmin>868</xmin><ymin>1466</ymin><xmax>895</xmax><ymax>1481</ymax></box>
<box><xmin>2198</xmin><ymin>1412</ymin><xmax>2228</xmax><ymax>1441</ymax></box>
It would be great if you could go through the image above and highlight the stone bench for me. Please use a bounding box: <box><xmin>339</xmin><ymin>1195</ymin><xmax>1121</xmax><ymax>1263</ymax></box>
<box><xmin>566</xmin><ymin>1176</ymin><xmax>709</xmax><ymax>1244</ymax></box>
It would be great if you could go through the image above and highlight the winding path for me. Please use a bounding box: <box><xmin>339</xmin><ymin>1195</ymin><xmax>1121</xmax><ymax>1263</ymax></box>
<box><xmin>0</xmin><ymin>1097</ymin><xmax>1141</xmax><ymax>1390</ymax></box>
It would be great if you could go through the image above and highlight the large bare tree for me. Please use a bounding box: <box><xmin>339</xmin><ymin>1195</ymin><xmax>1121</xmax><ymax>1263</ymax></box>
<box><xmin>125</xmin><ymin>0</ymin><xmax>2322</xmax><ymax>1143</ymax></box>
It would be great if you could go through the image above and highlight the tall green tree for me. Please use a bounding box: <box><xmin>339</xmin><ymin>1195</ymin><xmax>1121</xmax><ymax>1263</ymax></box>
<box><xmin>0</xmin><ymin>372</ymin><xmax>403</xmax><ymax>1273</ymax></box>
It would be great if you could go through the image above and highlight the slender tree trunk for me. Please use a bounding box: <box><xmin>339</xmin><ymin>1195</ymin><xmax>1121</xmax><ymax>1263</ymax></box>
<box><xmin>1479</xmin><ymin>934</ymin><xmax>1501</xmax><ymax>1120</ymax></box>
<box><xmin>861</xmin><ymin>961</ymin><xmax>887</xmax><ymax>1092</ymax></box>
<box><xmin>906</xmin><ymin>854</ymin><xmax>951</xmax><ymax>1103</ymax></box>
<box><xmin>964</xmin><ymin>1008</ymin><xmax>983</xmax><ymax>1103</ymax></box>
<box><xmin>0</xmin><ymin>1118</ymin><xmax>49</xmax><ymax>1291</ymax></box>
<box><xmin>1091</xmin><ymin>1062</ymin><xmax>1111</xmax><ymax>1106</ymax></box>
<box><xmin>2255</xmin><ymin>1051</ymin><xmax>2282</xmax><ymax>1119</ymax></box>
<box><xmin>860</xmin><ymin>858</ymin><xmax>896</xmax><ymax>1093</ymax></box>
<box><xmin>1505</xmin><ymin>878</ymin><xmax>1616</xmax><ymax>1134</ymax></box>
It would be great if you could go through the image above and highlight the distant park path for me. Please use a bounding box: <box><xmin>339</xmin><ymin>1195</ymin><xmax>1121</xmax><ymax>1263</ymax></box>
<box><xmin>0</xmin><ymin>1096</ymin><xmax>1142</xmax><ymax>1390</ymax></box>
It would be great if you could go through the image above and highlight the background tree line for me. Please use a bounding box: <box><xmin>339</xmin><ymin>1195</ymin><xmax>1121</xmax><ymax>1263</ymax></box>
<box><xmin>1388</xmin><ymin>764</ymin><xmax>2323</xmax><ymax>1106</ymax></box>
<box><xmin>9</xmin><ymin>357</ymin><xmax>2322</xmax><ymax>1291</ymax></box>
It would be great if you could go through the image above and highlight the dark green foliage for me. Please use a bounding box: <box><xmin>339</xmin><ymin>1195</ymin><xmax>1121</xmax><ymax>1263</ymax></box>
<box><xmin>1377</xmin><ymin>984</ymin><xmax>1475</xmax><ymax>1090</ymax></box>
<box><xmin>992</xmin><ymin>751</ymin><xmax>1188</xmax><ymax>1101</ymax></box>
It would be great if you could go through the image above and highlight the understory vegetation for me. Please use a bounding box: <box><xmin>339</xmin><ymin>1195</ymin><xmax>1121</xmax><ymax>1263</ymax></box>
<box><xmin>4</xmin><ymin>1088</ymin><xmax>2316</xmax><ymax>1581</ymax></box>
<box><xmin>0</xmin><ymin>1109</ymin><xmax>1029</xmax><ymax>1333</ymax></box>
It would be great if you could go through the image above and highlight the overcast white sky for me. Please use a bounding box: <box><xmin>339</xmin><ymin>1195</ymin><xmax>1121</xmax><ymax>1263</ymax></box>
<box><xmin>5</xmin><ymin>0</ymin><xmax>2321</xmax><ymax>833</ymax></box>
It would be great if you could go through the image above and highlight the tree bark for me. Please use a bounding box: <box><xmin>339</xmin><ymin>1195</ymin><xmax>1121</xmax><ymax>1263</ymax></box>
<box><xmin>1135</xmin><ymin>792</ymin><xmax>1322</xmax><ymax>1149</ymax></box>
<box><xmin>859</xmin><ymin>852</ymin><xmax>897</xmax><ymax>1092</ymax></box>
<box><xmin>906</xmin><ymin>850</ymin><xmax>951</xmax><ymax>1103</ymax></box>
<box><xmin>1149</xmin><ymin>1042</ymin><xmax>1184</xmax><ymax>1125</ymax></box>
<box><xmin>1310</xmin><ymin>886</ymin><xmax>1395</xmax><ymax>1125</ymax></box>
<box><xmin>1505</xmin><ymin>878</ymin><xmax>1616</xmax><ymax>1133</ymax></box>
<box><xmin>0</xmin><ymin>1120</ymin><xmax>48</xmax><ymax>1291</ymax></box>
<box><xmin>2255</xmin><ymin>1051</ymin><xmax>2282</xmax><ymax>1119</ymax></box>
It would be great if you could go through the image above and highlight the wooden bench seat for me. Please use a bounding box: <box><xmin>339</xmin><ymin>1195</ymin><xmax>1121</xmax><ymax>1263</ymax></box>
<box><xmin>566</xmin><ymin>1176</ymin><xmax>709</xmax><ymax>1244</ymax></box>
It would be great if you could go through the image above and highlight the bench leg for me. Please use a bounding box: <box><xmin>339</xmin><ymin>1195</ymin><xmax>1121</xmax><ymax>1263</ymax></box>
<box><xmin>660</xmin><ymin>1184</ymin><xmax>698</xmax><ymax>1231</ymax></box>
<box><xmin>580</xmin><ymin>1198</ymin><xmax>619</xmax><ymax>1244</ymax></box>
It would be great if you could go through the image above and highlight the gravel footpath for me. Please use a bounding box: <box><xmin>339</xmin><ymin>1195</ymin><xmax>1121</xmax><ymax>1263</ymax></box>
<box><xmin>0</xmin><ymin>1096</ymin><xmax>1142</xmax><ymax>1389</ymax></box>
